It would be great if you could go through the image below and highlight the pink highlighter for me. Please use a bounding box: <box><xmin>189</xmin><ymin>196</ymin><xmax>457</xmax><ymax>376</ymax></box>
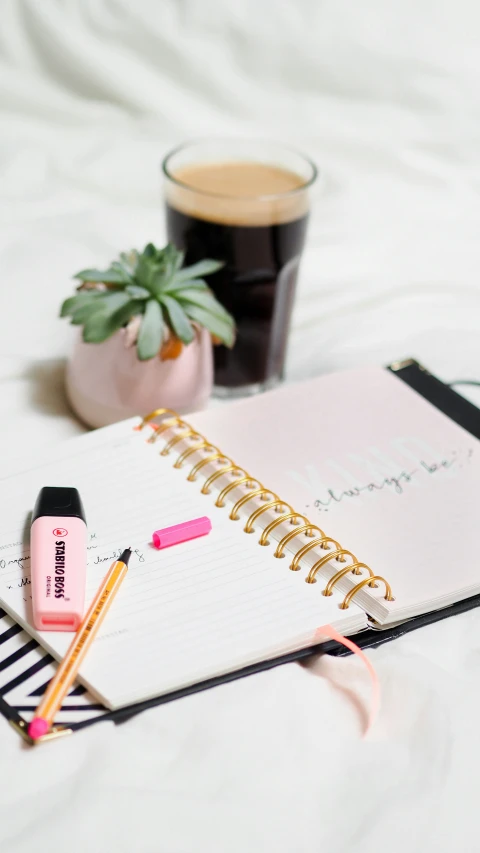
<box><xmin>30</xmin><ymin>487</ymin><xmax>87</xmax><ymax>632</ymax></box>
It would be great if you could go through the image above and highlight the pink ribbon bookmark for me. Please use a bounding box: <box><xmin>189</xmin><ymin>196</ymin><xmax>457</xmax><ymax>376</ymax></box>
<box><xmin>315</xmin><ymin>624</ymin><xmax>380</xmax><ymax>737</ymax></box>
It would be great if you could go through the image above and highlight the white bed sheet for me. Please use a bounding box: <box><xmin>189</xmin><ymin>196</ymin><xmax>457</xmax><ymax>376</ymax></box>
<box><xmin>1</xmin><ymin>1</ymin><xmax>480</xmax><ymax>850</ymax></box>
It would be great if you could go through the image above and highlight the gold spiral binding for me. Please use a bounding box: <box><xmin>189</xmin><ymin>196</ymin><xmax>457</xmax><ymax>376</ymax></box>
<box><xmin>244</xmin><ymin>499</ymin><xmax>291</xmax><ymax>534</ymax></box>
<box><xmin>215</xmin><ymin>476</ymin><xmax>260</xmax><ymax>508</ymax></box>
<box><xmin>289</xmin><ymin>537</ymin><xmax>339</xmax><ymax>572</ymax></box>
<box><xmin>187</xmin><ymin>451</ymin><xmax>228</xmax><ymax>482</ymax></box>
<box><xmin>229</xmin><ymin>488</ymin><xmax>275</xmax><ymax>520</ymax></box>
<box><xmin>138</xmin><ymin>409</ymin><xmax>394</xmax><ymax>609</ymax></box>
<box><xmin>259</xmin><ymin>512</ymin><xmax>304</xmax><ymax>546</ymax></box>
<box><xmin>322</xmin><ymin>563</ymin><xmax>375</xmax><ymax>597</ymax></box>
<box><xmin>148</xmin><ymin>417</ymin><xmax>187</xmax><ymax>443</ymax></box>
<box><xmin>202</xmin><ymin>464</ymin><xmax>243</xmax><ymax>495</ymax></box>
<box><xmin>161</xmin><ymin>430</ymin><xmax>205</xmax><ymax>456</ymax></box>
<box><xmin>274</xmin><ymin>523</ymin><xmax>320</xmax><ymax>558</ymax></box>
<box><xmin>174</xmin><ymin>441</ymin><xmax>216</xmax><ymax>469</ymax></box>
<box><xmin>340</xmin><ymin>576</ymin><xmax>395</xmax><ymax>609</ymax></box>
<box><xmin>305</xmin><ymin>549</ymin><xmax>359</xmax><ymax>584</ymax></box>
<box><xmin>139</xmin><ymin>408</ymin><xmax>178</xmax><ymax>428</ymax></box>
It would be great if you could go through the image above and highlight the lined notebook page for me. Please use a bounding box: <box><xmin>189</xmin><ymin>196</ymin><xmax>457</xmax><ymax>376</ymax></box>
<box><xmin>0</xmin><ymin>421</ymin><xmax>366</xmax><ymax>709</ymax></box>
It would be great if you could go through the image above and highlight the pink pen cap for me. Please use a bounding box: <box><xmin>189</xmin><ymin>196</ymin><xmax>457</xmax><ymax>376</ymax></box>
<box><xmin>152</xmin><ymin>516</ymin><xmax>212</xmax><ymax>550</ymax></box>
<box><xmin>30</xmin><ymin>487</ymin><xmax>87</xmax><ymax>632</ymax></box>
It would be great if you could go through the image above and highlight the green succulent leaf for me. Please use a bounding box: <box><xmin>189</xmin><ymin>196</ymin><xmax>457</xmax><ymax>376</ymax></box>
<box><xmin>174</xmin><ymin>259</ymin><xmax>224</xmax><ymax>283</ymax></box>
<box><xmin>97</xmin><ymin>290</ymin><xmax>132</xmax><ymax>313</ymax></box>
<box><xmin>70</xmin><ymin>299</ymin><xmax>108</xmax><ymax>326</ymax></box>
<box><xmin>81</xmin><ymin>292</ymin><xmax>133</xmax><ymax>343</ymax></box>
<box><xmin>110</xmin><ymin>261</ymin><xmax>135</xmax><ymax>283</ymax></box>
<box><xmin>73</xmin><ymin>268</ymin><xmax>128</xmax><ymax>284</ymax></box>
<box><xmin>111</xmin><ymin>298</ymin><xmax>145</xmax><ymax>329</ymax></box>
<box><xmin>119</xmin><ymin>250</ymin><xmax>139</xmax><ymax>275</ymax></box>
<box><xmin>135</xmin><ymin>255</ymin><xmax>156</xmax><ymax>291</ymax></box>
<box><xmin>172</xmin><ymin>247</ymin><xmax>185</xmax><ymax>273</ymax></box>
<box><xmin>125</xmin><ymin>284</ymin><xmax>150</xmax><ymax>300</ymax></box>
<box><xmin>82</xmin><ymin>313</ymin><xmax>116</xmax><ymax>343</ymax></box>
<box><xmin>137</xmin><ymin>299</ymin><xmax>164</xmax><ymax>360</ymax></box>
<box><xmin>163</xmin><ymin>277</ymin><xmax>208</xmax><ymax>294</ymax></box>
<box><xmin>178</xmin><ymin>288</ymin><xmax>234</xmax><ymax>322</ymax></box>
<box><xmin>60</xmin><ymin>292</ymin><xmax>103</xmax><ymax>318</ymax></box>
<box><xmin>161</xmin><ymin>254</ymin><xmax>176</xmax><ymax>285</ymax></box>
<box><xmin>161</xmin><ymin>244</ymin><xmax>184</xmax><ymax>280</ymax></box>
<box><xmin>150</xmin><ymin>268</ymin><xmax>169</xmax><ymax>297</ymax></box>
<box><xmin>160</xmin><ymin>294</ymin><xmax>195</xmax><ymax>345</ymax></box>
<box><xmin>181</xmin><ymin>303</ymin><xmax>235</xmax><ymax>348</ymax></box>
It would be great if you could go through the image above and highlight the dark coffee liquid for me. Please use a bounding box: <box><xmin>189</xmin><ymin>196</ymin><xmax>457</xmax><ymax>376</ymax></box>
<box><xmin>166</xmin><ymin>206</ymin><xmax>308</xmax><ymax>388</ymax></box>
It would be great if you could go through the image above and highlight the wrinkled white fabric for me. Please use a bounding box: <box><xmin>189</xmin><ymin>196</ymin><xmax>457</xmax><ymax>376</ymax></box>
<box><xmin>1</xmin><ymin>1</ymin><xmax>480</xmax><ymax>850</ymax></box>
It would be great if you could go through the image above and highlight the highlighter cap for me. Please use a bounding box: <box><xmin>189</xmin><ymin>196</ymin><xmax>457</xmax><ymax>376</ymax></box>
<box><xmin>32</xmin><ymin>487</ymin><xmax>86</xmax><ymax>524</ymax></box>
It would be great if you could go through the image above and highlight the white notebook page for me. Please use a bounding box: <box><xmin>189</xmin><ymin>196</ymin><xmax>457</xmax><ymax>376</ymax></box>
<box><xmin>0</xmin><ymin>421</ymin><xmax>366</xmax><ymax>709</ymax></box>
<box><xmin>186</xmin><ymin>366</ymin><xmax>480</xmax><ymax>624</ymax></box>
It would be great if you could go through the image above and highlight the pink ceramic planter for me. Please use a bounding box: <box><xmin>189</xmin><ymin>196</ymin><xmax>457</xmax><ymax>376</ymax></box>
<box><xmin>65</xmin><ymin>327</ymin><xmax>213</xmax><ymax>428</ymax></box>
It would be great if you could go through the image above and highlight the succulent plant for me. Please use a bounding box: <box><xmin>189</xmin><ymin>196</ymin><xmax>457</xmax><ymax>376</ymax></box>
<box><xmin>60</xmin><ymin>242</ymin><xmax>235</xmax><ymax>361</ymax></box>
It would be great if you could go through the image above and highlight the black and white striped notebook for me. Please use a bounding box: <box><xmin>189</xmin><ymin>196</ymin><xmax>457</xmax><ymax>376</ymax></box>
<box><xmin>0</xmin><ymin>607</ymin><xmax>104</xmax><ymax>740</ymax></box>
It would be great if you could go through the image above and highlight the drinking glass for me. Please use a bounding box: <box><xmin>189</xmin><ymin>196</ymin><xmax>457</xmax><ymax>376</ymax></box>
<box><xmin>162</xmin><ymin>139</ymin><xmax>317</xmax><ymax>397</ymax></box>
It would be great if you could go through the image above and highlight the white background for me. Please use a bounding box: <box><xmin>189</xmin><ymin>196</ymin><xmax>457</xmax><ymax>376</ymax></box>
<box><xmin>1</xmin><ymin>1</ymin><xmax>480</xmax><ymax>850</ymax></box>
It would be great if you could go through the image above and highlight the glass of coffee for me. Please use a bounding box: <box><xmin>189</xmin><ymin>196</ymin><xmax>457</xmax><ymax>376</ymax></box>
<box><xmin>162</xmin><ymin>139</ymin><xmax>317</xmax><ymax>397</ymax></box>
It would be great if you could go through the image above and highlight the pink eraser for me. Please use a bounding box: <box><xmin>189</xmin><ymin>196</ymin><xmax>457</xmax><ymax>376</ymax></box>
<box><xmin>28</xmin><ymin>717</ymin><xmax>50</xmax><ymax>740</ymax></box>
<box><xmin>152</xmin><ymin>517</ymin><xmax>212</xmax><ymax>550</ymax></box>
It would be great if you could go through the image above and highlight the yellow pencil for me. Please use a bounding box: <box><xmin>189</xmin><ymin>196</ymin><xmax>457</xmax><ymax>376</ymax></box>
<box><xmin>28</xmin><ymin>547</ymin><xmax>131</xmax><ymax>741</ymax></box>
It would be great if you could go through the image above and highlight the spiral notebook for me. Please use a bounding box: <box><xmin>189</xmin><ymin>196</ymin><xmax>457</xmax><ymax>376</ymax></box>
<box><xmin>1</xmin><ymin>358</ymin><xmax>479</xmax><ymax>743</ymax></box>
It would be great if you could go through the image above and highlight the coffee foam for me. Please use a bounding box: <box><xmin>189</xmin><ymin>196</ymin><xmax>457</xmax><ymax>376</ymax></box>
<box><xmin>166</xmin><ymin>162</ymin><xmax>309</xmax><ymax>226</ymax></box>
